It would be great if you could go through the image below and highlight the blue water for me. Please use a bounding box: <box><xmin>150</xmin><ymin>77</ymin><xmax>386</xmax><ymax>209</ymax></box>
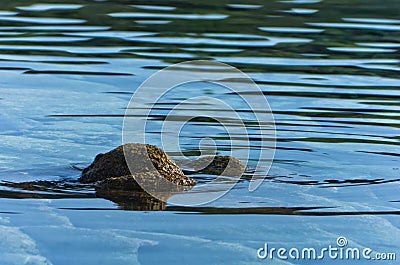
<box><xmin>0</xmin><ymin>0</ymin><xmax>399</xmax><ymax>264</ymax></box>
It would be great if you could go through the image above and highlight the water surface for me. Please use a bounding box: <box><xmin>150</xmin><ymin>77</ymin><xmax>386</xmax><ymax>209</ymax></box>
<box><xmin>0</xmin><ymin>0</ymin><xmax>399</xmax><ymax>264</ymax></box>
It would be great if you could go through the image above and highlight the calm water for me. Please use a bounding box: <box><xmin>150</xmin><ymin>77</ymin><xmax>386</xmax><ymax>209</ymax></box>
<box><xmin>0</xmin><ymin>0</ymin><xmax>399</xmax><ymax>264</ymax></box>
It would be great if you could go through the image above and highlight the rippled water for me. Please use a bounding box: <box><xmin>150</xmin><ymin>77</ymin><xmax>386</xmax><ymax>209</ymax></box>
<box><xmin>0</xmin><ymin>0</ymin><xmax>399</xmax><ymax>264</ymax></box>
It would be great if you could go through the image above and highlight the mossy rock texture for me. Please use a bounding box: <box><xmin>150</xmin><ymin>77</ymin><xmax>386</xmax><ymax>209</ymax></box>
<box><xmin>177</xmin><ymin>155</ymin><xmax>246</xmax><ymax>177</ymax></box>
<box><xmin>79</xmin><ymin>143</ymin><xmax>196</xmax><ymax>191</ymax></box>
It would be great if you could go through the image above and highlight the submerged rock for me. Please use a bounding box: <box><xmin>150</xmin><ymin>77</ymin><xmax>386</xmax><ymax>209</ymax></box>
<box><xmin>1</xmin><ymin>144</ymin><xmax>247</xmax><ymax>210</ymax></box>
<box><xmin>177</xmin><ymin>155</ymin><xmax>246</xmax><ymax>177</ymax></box>
<box><xmin>80</xmin><ymin>143</ymin><xmax>196</xmax><ymax>191</ymax></box>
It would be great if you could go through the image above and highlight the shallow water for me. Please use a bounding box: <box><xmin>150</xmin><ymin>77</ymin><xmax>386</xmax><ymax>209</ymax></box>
<box><xmin>0</xmin><ymin>0</ymin><xmax>399</xmax><ymax>264</ymax></box>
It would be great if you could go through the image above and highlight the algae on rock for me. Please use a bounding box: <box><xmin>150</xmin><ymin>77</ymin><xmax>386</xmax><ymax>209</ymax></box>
<box><xmin>80</xmin><ymin>143</ymin><xmax>196</xmax><ymax>189</ymax></box>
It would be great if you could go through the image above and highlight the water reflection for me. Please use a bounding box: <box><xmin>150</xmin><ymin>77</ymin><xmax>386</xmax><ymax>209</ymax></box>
<box><xmin>17</xmin><ymin>4</ymin><xmax>83</xmax><ymax>11</ymax></box>
<box><xmin>4</xmin><ymin>180</ymin><xmax>400</xmax><ymax>214</ymax></box>
<box><xmin>0</xmin><ymin>16</ymin><xmax>86</xmax><ymax>24</ymax></box>
<box><xmin>0</xmin><ymin>0</ymin><xmax>399</xmax><ymax>213</ymax></box>
<box><xmin>95</xmin><ymin>189</ymin><xmax>167</xmax><ymax>211</ymax></box>
<box><xmin>0</xmin><ymin>180</ymin><xmax>168</xmax><ymax>211</ymax></box>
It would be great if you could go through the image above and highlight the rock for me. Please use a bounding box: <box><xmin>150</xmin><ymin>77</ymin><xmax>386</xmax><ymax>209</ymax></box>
<box><xmin>95</xmin><ymin>172</ymin><xmax>192</xmax><ymax>192</ymax></box>
<box><xmin>79</xmin><ymin>143</ymin><xmax>196</xmax><ymax>191</ymax></box>
<box><xmin>177</xmin><ymin>155</ymin><xmax>246</xmax><ymax>177</ymax></box>
<box><xmin>1</xmin><ymin>145</ymin><xmax>246</xmax><ymax>210</ymax></box>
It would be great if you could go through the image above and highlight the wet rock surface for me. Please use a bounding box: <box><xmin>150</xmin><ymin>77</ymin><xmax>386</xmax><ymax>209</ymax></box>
<box><xmin>80</xmin><ymin>143</ymin><xmax>196</xmax><ymax>189</ymax></box>
<box><xmin>81</xmin><ymin>144</ymin><xmax>246</xmax><ymax>208</ymax></box>
<box><xmin>177</xmin><ymin>155</ymin><xmax>246</xmax><ymax>177</ymax></box>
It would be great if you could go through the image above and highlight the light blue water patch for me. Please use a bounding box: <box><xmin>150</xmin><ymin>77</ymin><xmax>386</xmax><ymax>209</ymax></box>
<box><xmin>280</xmin><ymin>8</ymin><xmax>318</xmax><ymax>14</ymax></box>
<box><xmin>108</xmin><ymin>12</ymin><xmax>228</xmax><ymax>20</ymax></box>
<box><xmin>0</xmin><ymin>16</ymin><xmax>86</xmax><ymax>24</ymax></box>
<box><xmin>0</xmin><ymin>11</ymin><xmax>18</xmax><ymax>16</ymax></box>
<box><xmin>63</xmin><ymin>31</ymin><xmax>156</xmax><ymax>39</ymax></box>
<box><xmin>181</xmin><ymin>47</ymin><xmax>244</xmax><ymax>53</ymax></box>
<box><xmin>0</xmin><ymin>36</ymin><xmax>91</xmax><ymax>42</ymax></box>
<box><xmin>360</xmin><ymin>64</ymin><xmax>400</xmax><ymax>72</ymax></box>
<box><xmin>301</xmin><ymin>53</ymin><xmax>328</xmax><ymax>57</ymax></box>
<box><xmin>134</xmin><ymin>20</ymin><xmax>171</xmax><ymax>25</ymax></box>
<box><xmin>327</xmin><ymin>47</ymin><xmax>397</xmax><ymax>53</ymax></box>
<box><xmin>307</xmin><ymin>22</ymin><xmax>400</xmax><ymax>31</ymax></box>
<box><xmin>258</xmin><ymin>27</ymin><xmax>323</xmax><ymax>33</ymax></box>
<box><xmin>131</xmin><ymin>5</ymin><xmax>176</xmax><ymax>11</ymax></box>
<box><xmin>279</xmin><ymin>0</ymin><xmax>321</xmax><ymax>4</ymax></box>
<box><xmin>1</xmin><ymin>197</ymin><xmax>398</xmax><ymax>265</ymax></box>
<box><xmin>356</xmin><ymin>42</ymin><xmax>400</xmax><ymax>48</ymax></box>
<box><xmin>202</xmin><ymin>33</ymin><xmax>267</xmax><ymax>39</ymax></box>
<box><xmin>130</xmin><ymin>36</ymin><xmax>312</xmax><ymax>46</ymax></box>
<box><xmin>17</xmin><ymin>4</ymin><xmax>83</xmax><ymax>12</ymax></box>
<box><xmin>0</xmin><ymin>223</ymin><xmax>52</xmax><ymax>265</ymax></box>
<box><xmin>343</xmin><ymin>18</ymin><xmax>400</xmax><ymax>24</ymax></box>
<box><xmin>0</xmin><ymin>26</ymin><xmax>110</xmax><ymax>31</ymax></box>
<box><xmin>132</xmin><ymin>52</ymin><xmax>196</xmax><ymax>59</ymax></box>
<box><xmin>0</xmin><ymin>73</ymin><xmax>132</xmax><ymax>173</ymax></box>
<box><xmin>0</xmin><ymin>55</ymin><xmax>161</xmax><ymax>77</ymax></box>
<box><xmin>227</xmin><ymin>4</ymin><xmax>263</xmax><ymax>9</ymax></box>
<box><xmin>218</xmin><ymin>57</ymin><xmax>400</xmax><ymax>70</ymax></box>
<box><xmin>0</xmin><ymin>45</ymin><xmax>157</xmax><ymax>54</ymax></box>
<box><xmin>0</xmin><ymin>32</ymin><xmax>24</xmax><ymax>36</ymax></box>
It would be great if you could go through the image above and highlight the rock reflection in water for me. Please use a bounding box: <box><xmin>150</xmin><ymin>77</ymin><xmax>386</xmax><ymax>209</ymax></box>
<box><xmin>95</xmin><ymin>189</ymin><xmax>167</xmax><ymax>211</ymax></box>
